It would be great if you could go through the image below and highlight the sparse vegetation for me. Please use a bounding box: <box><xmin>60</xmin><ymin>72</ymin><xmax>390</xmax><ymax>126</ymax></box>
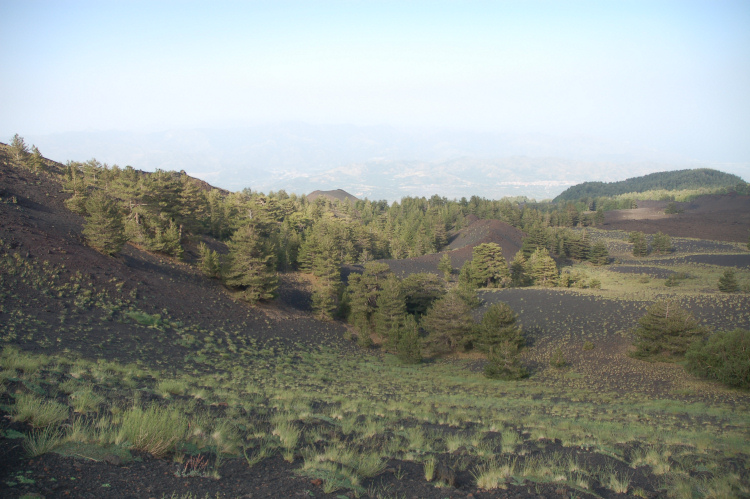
<box><xmin>1</xmin><ymin>141</ymin><xmax>749</xmax><ymax>497</ymax></box>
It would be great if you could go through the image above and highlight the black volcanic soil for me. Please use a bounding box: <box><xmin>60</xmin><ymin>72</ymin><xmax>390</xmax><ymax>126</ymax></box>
<box><xmin>381</xmin><ymin>219</ymin><xmax>525</xmax><ymax>278</ymax></box>
<box><xmin>601</xmin><ymin>195</ymin><xmax>750</xmax><ymax>243</ymax></box>
<box><xmin>2</xmin><ymin>160</ymin><xmax>749</xmax><ymax>498</ymax></box>
<box><xmin>0</xmin><ymin>163</ymin><xmax>350</xmax><ymax>365</ymax></box>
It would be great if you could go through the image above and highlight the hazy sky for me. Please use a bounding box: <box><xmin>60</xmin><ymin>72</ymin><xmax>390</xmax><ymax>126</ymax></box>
<box><xmin>2</xmin><ymin>0</ymin><xmax>749</xmax><ymax>162</ymax></box>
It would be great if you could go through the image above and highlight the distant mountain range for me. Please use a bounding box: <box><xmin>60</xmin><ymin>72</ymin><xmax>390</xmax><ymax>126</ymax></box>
<box><xmin>21</xmin><ymin>124</ymin><xmax>748</xmax><ymax>201</ymax></box>
<box><xmin>267</xmin><ymin>157</ymin><xmax>679</xmax><ymax>201</ymax></box>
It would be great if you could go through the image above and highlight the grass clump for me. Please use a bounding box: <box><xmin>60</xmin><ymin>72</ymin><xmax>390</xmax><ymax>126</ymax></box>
<box><xmin>157</xmin><ymin>379</ymin><xmax>189</xmax><ymax>397</ymax></box>
<box><xmin>23</xmin><ymin>426</ymin><xmax>65</xmax><ymax>457</ymax></box>
<box><xmin>70</xmin><ymin>387</ymin><xmax>105</xmax><ymax>413</ymax></box>
<box><xmin>473</xmin><ymin>458</ymin><xmax>516</xmax><ymax>489</ymax></box>
<box><xmin>118</xmin><ymin>405</ymin><xmax>188</xmax><ymax>458</ymax></box>
<box><xmin>0</xmin><ymin>346</ymin><xmax>49</xmax><ymax>373</ymax></box>
<box><xmin>12</xmin><ymin>393</ymin><xmax>69</xmax><ymax>428</ymax></box>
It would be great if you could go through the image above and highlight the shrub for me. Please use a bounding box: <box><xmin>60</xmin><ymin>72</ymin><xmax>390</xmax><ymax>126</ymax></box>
<box><xmin>549</xmin><ymin>347</ymin><xmax>568</xmax><ymax>369</ymax></box>
<box><xmin>717</xmin><ymin>270</ymin><xmax>739</xmax><ymax>293</ymax></box>
<box><xmin>664</xmin><ymin>202</ymin><xmax>683</xmax><ymax>214</ymax></box>
<box><xmin>631</xmin><ymin>300</ymin><xmax>706</xmax><ymax>359</ymax></box>
<box><xmin>685</xmin><ymin>329</ymin><xmax>749</xmax><ymax>389</ymax></box>
<box><xmin>588</xmin><ymin>242</ymin><xmax>610</xmax><ymax>265</ymax></box>
<box><xmin>630</xmin><ymin>231</ymin><xmax>650</xmax><ymax>257</ymax></box>
<box><xmin>484</xmin><ymin>342</ymin><xmax>528</xmax><ymax>380</ymax></box>
<box><xmin>652</xmin><ymin>232</ymin><xmax>673</xmax><ymax>254</ymax></box>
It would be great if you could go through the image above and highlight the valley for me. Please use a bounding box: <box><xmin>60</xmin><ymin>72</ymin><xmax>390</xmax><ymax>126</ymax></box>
<box><xmin>0</xmin><ymin>145</ymin><xmax>749</xmax><ymax>498</ymax></box>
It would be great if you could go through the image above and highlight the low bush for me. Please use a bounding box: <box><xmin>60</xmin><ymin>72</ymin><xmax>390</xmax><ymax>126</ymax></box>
<box><xmin>686</xmin><ymin>329</ymin><xmax>750</xmax><ymax>389</ymax></box>
<box><xmin>549</xmin><ymin>347</ymin><xmax>568</xmax><ymax>369</ymax></box>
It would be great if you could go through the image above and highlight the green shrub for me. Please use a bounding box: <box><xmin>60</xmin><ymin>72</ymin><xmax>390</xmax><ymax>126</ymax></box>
<box><xmin>118</xmin><ymin>405</ymin><xmax>188</xmax><ymax>458</ymax></box>
<box><xmin>664</xmin><ymin>202</ymin><xmax>683</xmax><ymax>214</ymax></box>
<box><xmin>685</xmin><ymin>329</ymin><xmax>749</xmax><ymax>389</ymax></box>
<box><xmin>549</xmin><ymin>347</ymin><xmax>568</xmax><ymax>369</ymax></box>
<box><xmin>484</xmin><ymin>341</ymin><xmax>528</xmax><ymax>380</ymax></box>
<box><xmin>717</xmin><ymin>270</ymin><xmax>739</xmax><ymax>293</ymax></box>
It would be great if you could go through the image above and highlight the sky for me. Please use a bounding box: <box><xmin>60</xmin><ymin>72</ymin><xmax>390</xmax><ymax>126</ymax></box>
<box><xmin>1</xmin><ymin>0</ymin><xmax>749</xmax><ymax>163</ymax></box>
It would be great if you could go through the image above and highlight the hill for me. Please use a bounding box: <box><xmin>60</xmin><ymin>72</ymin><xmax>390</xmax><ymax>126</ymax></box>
<box><xmin>1</xmin><ymin>143</ymin><xmax>749</xmax><ymax>498</ymax></box>
<box><xmin>600</xmin><ymin>194</ymin><xmax>750</xmax><ymax>242</ymax></box>
<box><xmin>553</xmin><ymin>168</ymin><xmax>745</xmax><ymax>202</ymax></box>
<box><xmin>376</xmin><ymin>218</ymin><xmax>525</xmax><ymax>278</ymax></box>
<box><xmin>306</xmin><ymin>188</ymin><xmax>359</xmax><ymax>204</ymax></box>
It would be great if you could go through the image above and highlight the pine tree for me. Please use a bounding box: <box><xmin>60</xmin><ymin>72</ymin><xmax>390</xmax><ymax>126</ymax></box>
<box><xmin>345</xmin><ymin>262</ymin><xmax>393</xmax><ymax>334</ymax></box>
<box><xmin>588</xmin><ymin>242</ymin><xmax>610</xmax><ymax>266</ymax></box>
<box><xmin>29</xmin><ymin>145</ymin><xmax>45</xmax><ymax>172</ymax></box>
<box><xmin>526</xmin><ymin>248</ymin><xmax>558</xmax><ymax>287</ymax></box>
<box><xmin>521</xmin><ymin>225</ymin><xmax>549</xmax><ymax>257</ymax></box>
<box><xmin>312</xmin><ymin>279</ymin><xmax>339</xmax><ymax>320</ymax></box>
<box><xmin>438</xmin><ymin>253</ymin><xmax>453</xmax><ymax>281</ymax></box>
<box><xmin>198</xmin><ymin>242</ymin><xmax>221</xmax><ymax>278</ymax></box>
<box><xmin>9</xmin><ymin>134</ymin><xmax>29</xmax><ymax>166</ymax></box>
<box><xmin>402</xmin><ymin>272</ymin><xmax>446</xmax><ymax>316</ymax></box>
<box><xmin>510</xmin><ymin>251</ymin><xmax>529</xmax><ymax>286</ymax></box>
<box><xmin>62</xmin><ymin>164</ymin><xmax>89</xmax><ymax>214</ymax></box>
<box><xmin>471</xmin><ymin>243</ymin><xmax>509</xmax><ymax>288</ymax></box>
<box><xmin>652</xmin><ymin>232</ymin><xmax>672</xmax><ymax>254</ymax></box>
<box><xmin>373</xmin><ymin>276</ymin><xmax>406</xmax><ymax>345</ymax></box>
<box><xmin>396</xmin><ymin>315</ymin><xmax>422</xmax><ymax>364</ymax></box>
<box><xmin>484</xmin><ymin>341</ymin><xmax>528</xmax><ymax>380</ymax></box>
<box><xmin>458</xmin><ymin>260</ymin><xmax>478</xmax><ymax>290</ymax></box>
<box><xmin>476</xmin><ymin>302</ymin><xmax>525</xmax><ymax>353</ymax></box>
<box><xmin>224</xmin><ymin>225</ymin><xmax>278</xmax><ymax>303</ymax></box>
<box><xmin>632</xmin><ymin>300</ymin><xmax>706</xmax><ymax>359</ymax></box>
<box><xmin>149</xmin><ymin>219</ymin><xmax>183</xmax><ymax>258</ymax></box>
<box><xmin>630</xmin><ymin>231</ymin><xmax>650</xmax><ymax>257</ymax></box>
<box><xmin>82</xmin><ymin>190</ymin><xmax>126</xmax><ymax>256</ymax></box>
<box><xmin>717</xmin><ymin>270</ymin><xmax>739</xmax><ymax>293</ymax></box>
<box><xmin>422</xmin><ymin>291</ymin><xmax>475</xmax><ymax>355</ymax></box>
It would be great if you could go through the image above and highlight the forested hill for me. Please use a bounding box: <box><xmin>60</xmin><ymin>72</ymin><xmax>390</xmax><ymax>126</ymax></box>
<box><xmin>553</xmin><ymin>168</ymin><xmax>745</xmax><ymax>202</ymax></box>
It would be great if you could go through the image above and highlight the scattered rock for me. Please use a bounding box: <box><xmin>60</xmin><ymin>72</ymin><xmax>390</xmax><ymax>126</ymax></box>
<box><xmin>103</xmin><ymin>454</ymin><xmax>123</xmax><ymax>466</ymax></box>
<box><xmin>435</xmin><ymin>461</ymin><xmax>456</xmax><ymax>487</ymax></box>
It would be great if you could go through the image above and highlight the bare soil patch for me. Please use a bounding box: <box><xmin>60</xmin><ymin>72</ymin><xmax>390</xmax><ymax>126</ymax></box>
<box><xmin>601</xmin><ymin>194</ymin><xmax>750</xmax><ymax>243</ymax></box>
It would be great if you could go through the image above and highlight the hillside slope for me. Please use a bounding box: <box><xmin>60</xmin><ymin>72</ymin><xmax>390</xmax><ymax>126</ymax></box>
<box><xmin>600</xmin><ymin>195</ymin><xmax>750</xmax><ymax>242</ymax></box>
<box><xmin>0</xmin><ymin>161</ymin><xmax>348</xmax><ymax>369</ymax></box>
<box><xmin>554</xmin><ymin>168</ymin><xmax>745</xmax><ymax>202</ymax></box>
<box><xmin>306</xmin><ymin>188</ymin><xmax>359</xmax><ymax>204</ymax></box>
<box><xmin>377</xmin><ymin>218</ymin><xmax>525</xmax><ymax>277</ymax></box>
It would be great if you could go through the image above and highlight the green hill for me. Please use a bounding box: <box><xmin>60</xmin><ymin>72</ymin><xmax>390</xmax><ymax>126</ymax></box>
<box><xmin>553</xmin><ymin>168</ymin><xmax>745</xmax><ymax>202</ymax></box>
